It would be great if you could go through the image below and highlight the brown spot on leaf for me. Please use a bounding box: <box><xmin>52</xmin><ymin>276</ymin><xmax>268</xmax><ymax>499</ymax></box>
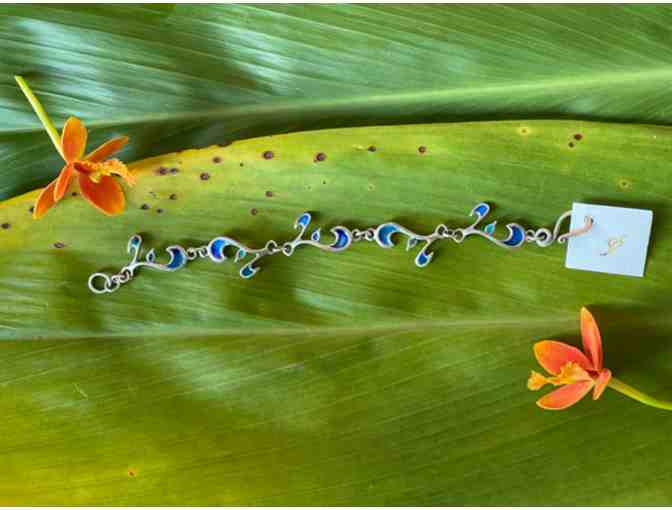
<box><xmin>71</xmin><ymin>191</ymin><xmax>78</xmax><ymax>197</ymax></box>
<box><xmin>250</xmin><ymin>208</ymin><xmax>258</xmax><ymax>216</ymax></box>
<box><xmin>213</xmin><ymin>157</ymin><xmax>222</xmax><ymax>164</ymax></box>
<box><xmin>263</xmin><ymin>151</ymin><xmax>274</xmax><ymax>160</ymax></box>
<box><xmin>169</xmin><ymin>194</ymin><xmax>177</xmax><ymax>200</ymax></box>
<box><xmin>1</xmin><ymin>222</ymin><xmax>10</xmax><ymax>230</ymax></box>
<box><xmin>574</xmin><ymin>133</ymin><xmax>583</xmax><ymax>141</ymax></box>
<box><xmin>128</xmin><ymin>470</ymin><xmax>135</xmax><ymax>477</ymax></box>
<box><xmin>315</xmin><ymin>152</ymin><xmax>327</xmax><ymax>162</ymax></box>
<box><xmin>54</xmin><ymin>242</ymin><xmax>65</xmax><ymax>249</ymax></box>
<box><xmin>418</xmin><ymin>146</ymin><xmax>427</xmax><ymax>154</ymax></box>
<box><xmin>200</xmin><ymin>172</ymin><xmax>210</xmax><ymax>181</ymax></box>
<box><xmin>28</xmin><ymin>206</ymin><xmax>35</xmax><ymax>213</ymax></box>
<box><xmin>140</xmin><ymin>203</ymin><xmax>150</xmax><ymax>210</ymax></box>
<box><xmin>265</xmin><ymin>191</ymin><xmax>273</xmax><ymax>198</ymax></box>
<box><xmin>169</xmin><ymin>167</ymin><xmax>178</xmax><ymax>174</ymax></box>
<box><xmin>568</xmin><ymin>142</ymin><xmax>575</xmax><ymax>148</ymax></box>
<box><xmin>158</xmin><ymin>167</ymin><xmax>168</xmax><ymax>175</ymax></box>
<box><xmin>367</xmin><ymin>145</ymin><xmax>376</xmax><ymax>152</ymax></box>
<box><xmin>156</xmin><ymin>208</ymin><xmax>164</xmax><ymax>214</ymax></box>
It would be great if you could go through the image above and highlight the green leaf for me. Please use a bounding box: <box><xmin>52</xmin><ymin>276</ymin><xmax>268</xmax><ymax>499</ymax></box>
<box><xmin>3</xmin><ymin>5</ymin><xmax>672</xmax><ymax>199</ymax></box>
<box><xmin>1</xmin><ymin>122</ymin><xmax>672</xmax><ymax>504</ymax></box>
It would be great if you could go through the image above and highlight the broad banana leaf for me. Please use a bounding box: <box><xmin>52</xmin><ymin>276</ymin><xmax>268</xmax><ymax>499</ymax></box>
<box><xmin>1</xmin><ymin>122</ymin><xmax>672</xmax><ymax>505</ymax></box>
<box><xmin>3</xmin><ymin>5</ymin><xmax>672</xmax><ymax>198</ymax></box>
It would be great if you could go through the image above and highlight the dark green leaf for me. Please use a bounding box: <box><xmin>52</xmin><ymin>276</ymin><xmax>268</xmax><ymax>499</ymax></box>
<box><xmin>2</xmin><ymin>5</ymin><xmax>672</xmax><ymax>198</ymax></box>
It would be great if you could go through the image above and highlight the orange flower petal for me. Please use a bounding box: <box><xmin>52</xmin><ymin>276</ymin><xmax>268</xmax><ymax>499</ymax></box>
<box><xmin>61</xmin><ymin>117</ymin><xmax>88</xmax><ymax>162</ymax></box>
<box><xmin>78</xmin><ymin>173</ymin><xmax>125</xmax><ymax>215</ymax></box>
<box><xmin>581</xmin><ymin>307</ymin><xmax>603</xmax><ymax>372</ymax></box>
<box><xmin>533</xmin><ymin>340</ymin><xmax>593</xmax><ymax>375</ymax></box>
<box><xmin>33</xmin><ymin>178</ymin><xmax>58</xmax><ymax>219</ymax></box>
<box><xmin>85</xmin><ymin>136</ymin><xmax>129</xmax><ymax>163</ymax></box>
<box><xmin>592</xmin><ymin>368</ymin><xmax>612</xmax><ymax>400</ymax></box>
<box><xmin>53</xmin><ymin>163</ymin><xmax>75</xmax><ymax>202</ymax></box>
<box><xmin>536</xmin><ymin>381</ymin><xmax>594</xmax><ymax>410</ymax></box>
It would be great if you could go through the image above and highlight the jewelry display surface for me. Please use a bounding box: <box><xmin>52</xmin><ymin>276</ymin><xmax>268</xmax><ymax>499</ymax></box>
<box><xmin>2</xmin><ymin>112</ymin><xmax>670</xmax><ymax>507</ymax></box>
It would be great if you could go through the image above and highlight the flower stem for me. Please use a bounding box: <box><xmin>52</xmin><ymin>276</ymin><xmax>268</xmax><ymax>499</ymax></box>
<box><xmin>608</xmin><ymin>377</ymin><xmax>672</xmax><ymax>411</ymax></box>
<box><xmin>14</xmin><ymin>75</ymin><xmax>64</xmax><ymax>159</ymax></box>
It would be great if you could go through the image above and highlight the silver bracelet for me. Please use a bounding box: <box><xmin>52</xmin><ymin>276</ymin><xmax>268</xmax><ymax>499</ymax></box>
<box><xmin>88</xmin><ymin>202</ymin><xmax>592</xmax><ymax>294</ymax></box>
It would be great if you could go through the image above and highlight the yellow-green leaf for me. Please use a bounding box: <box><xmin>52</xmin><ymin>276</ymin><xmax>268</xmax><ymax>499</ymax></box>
<box><xmin>1</xmin><ymin>121</ymin><xmax>671</xmax><ymax>504</ymax></box>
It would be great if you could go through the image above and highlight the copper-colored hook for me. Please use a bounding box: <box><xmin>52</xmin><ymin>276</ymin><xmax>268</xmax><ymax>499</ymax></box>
<box><xmin>566</xmin><ymin>215</ymin><xmax>593</xmax><ymax>239</ymax></box>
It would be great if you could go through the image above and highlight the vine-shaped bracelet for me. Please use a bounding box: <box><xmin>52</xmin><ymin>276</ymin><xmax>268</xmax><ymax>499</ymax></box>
<box><xmin>88</xmin><ymin>202</ymin><xmax>592</xmax><ymax>294</ymax></box>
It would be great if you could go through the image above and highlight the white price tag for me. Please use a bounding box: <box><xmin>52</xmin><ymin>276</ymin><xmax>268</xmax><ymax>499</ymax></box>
<box><xmin>565</xmin><ymin>203</ymin><xmax>653</xmax><ymax>277</ymax></box>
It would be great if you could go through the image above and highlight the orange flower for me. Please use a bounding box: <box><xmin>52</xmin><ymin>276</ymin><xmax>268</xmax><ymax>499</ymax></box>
<box><xmin>15</xmin><ymin>76</ymin><xmax>133</xmax><ymax>219</ymax></box>
<box><xmin>528</xmin><ymin>307</ymin><xmax>612</xmax><ymax>410</ymax></box>
<box><xmin>33</xmin><ymin>117</ymin><xmax>134</xmax><ymax>218</ymax></box>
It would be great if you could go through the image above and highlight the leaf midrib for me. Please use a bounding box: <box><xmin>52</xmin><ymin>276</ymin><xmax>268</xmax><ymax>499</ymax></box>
<box><xmin>3</xmin><ymin>67</ymin><xmax>672</xmax><ymax>134</ymax></box>
<box><xmin>0</xmin><ymin>315</ymin><xmax>594</xmax><ymax>342</ymax></box>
